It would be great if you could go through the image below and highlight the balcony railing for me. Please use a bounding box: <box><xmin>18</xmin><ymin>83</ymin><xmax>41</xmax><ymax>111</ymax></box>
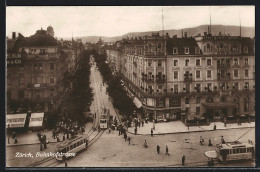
<box><xmin>217</xmin><ymin>75</ymin><xmax>231</xmax><ymax>82</ymax></box>
<box><xmin>217</xmin><ymin>63</ymin><xmax>230</xmax><ymax>68</ymax></box>
<box><xmin>184</xmin><ymin>76</ymin><xmax>192</xmax><ymax>83</ymax></box>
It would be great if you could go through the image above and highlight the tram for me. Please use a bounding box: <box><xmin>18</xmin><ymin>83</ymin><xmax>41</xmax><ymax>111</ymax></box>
<box><xmin>55</xmin><ymin>134</ymin><xmax>89</xmax><ymax>161</ymax></box>
<box><xmin>216</xmin><ymin>141</ymin><xmax>254</xmax><ymax>162</ymax></box>
<box><xmin>99</xmin><ymin>108</ymin><xmax>110</xmax><ymax>129</ymax></box>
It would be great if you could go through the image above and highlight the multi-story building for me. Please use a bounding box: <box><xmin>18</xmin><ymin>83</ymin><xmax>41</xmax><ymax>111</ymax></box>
<box><xmin>6</xmin><ymin>28</ymin><xmax>64</xmax><ymax>115</ymax></box>
<box><xmin>106</xmin><ymin>31</ymin><xmax>255</xmax><ymax>124</ymax></box>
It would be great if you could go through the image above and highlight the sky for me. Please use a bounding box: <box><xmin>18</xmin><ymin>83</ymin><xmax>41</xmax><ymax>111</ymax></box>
<box><xmin>6</xmin><ymin>6</ymin><xmax>255</xmax><ymax>39</ymax></box>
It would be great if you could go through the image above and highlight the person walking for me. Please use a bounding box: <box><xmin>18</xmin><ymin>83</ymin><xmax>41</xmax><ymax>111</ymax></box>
<box><xmin>65</xmin><ymin>160</ymin><xmax>68</xmax><ymax>167</ymax></box>
<box><xmin>143</xmin><ymin>140</ymin><xmax>148</xmax><ymax>148</ymax></box>
<box><xmin>124</xmin><ymin>134</ymin><xmax>127</xmax><ymax>142</ymax></box>
<box><xmin>142</xmin><ymin>120</ymin><xmax>144</xmax><ymax>127</ymax></box>
<box><xmin>151</xmin><ymin>128</ymin><xmax>153</xmax><ymax>137</ymax></box>
<box><xmin>221</xmin><ymin>136</ymin><xmax>225</xmax><ymax>144</ymax></box>
<box><xmin>63</xmin><ymin>135</ymin><xmax>66</xmax><ymax>141</ymax></box>
<box><xmin>182</xmin><ymin>155</ymin><xmax>185</xmax><ymax>166</ymax></box>
<box><xmin>128</xmin><ymin>136</ymin><xmax>131</xmax><ymax>145</ymax></box>
<box><xmin>153</xmin><ymin>120</ymin><xmax>155</xmax><ymax>130</ymax></box>
<box><xmin>165</xmin><ymin>146</ymin><xmax>169</xmax><ymax>155</ymax></box>
<box><xmin>157</xmin><ymin>145</ymin><xmax>160</xmax><ymax>154</ymax></box>
<box><xmin>134</xmin><ymin>127</ymin><xmax>137</xmax><ymax>135</ymax></box>
<box><xmin>14</xmin><ymin>137</ymin><xmax>18</xmax><ymax>144</ymax></box>
<box><xmin>40</xmin><ymin>143</ymin><xmax>43</xmax><ymax>151</ymax></box>
<box><xmin>208</xmin><ymin>139</ymin><xmax>213</xmax><ymax>146</ymax></box>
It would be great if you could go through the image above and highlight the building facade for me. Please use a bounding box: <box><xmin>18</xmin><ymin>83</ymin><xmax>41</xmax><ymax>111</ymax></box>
<box><xmin>106</xmin><ymin>32</ymin><xmax>255</xmax><ymax>124</ymax></box>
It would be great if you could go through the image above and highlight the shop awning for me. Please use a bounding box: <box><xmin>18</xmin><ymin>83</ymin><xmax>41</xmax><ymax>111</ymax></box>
<box><xmin>202</xmin><ymin>102</ymin><xmax>236</xmax><ymax>108</ymax></box>
<box><xmin>6</xmin><ymin>114</ymin><xmax>27</xmax><ymax>128</ymax></box>
<box><xmin>29</xmin><ymin>113</ymin><xmax>44</xmax><ymax>127</ymax></box>
<box><xmin>133</xmin><ymin>97</ymin><xmax>142</xmax><ymax>108</ymax></box>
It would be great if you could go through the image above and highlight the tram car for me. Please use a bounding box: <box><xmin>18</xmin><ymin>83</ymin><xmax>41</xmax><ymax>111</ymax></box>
<box><xmin>216</xmin><ymin>141</ymin><xmax>254</xmax><ymax>162</ymax></box>
<box><xmin>55</xmin><ymin>134</ymin><xmax>89</xmax><ymax>161</ymax></box>
<box><xmin>99</xmin><ymin>108</ymin><xmax>110</xmax><ymax>129</ymax></box>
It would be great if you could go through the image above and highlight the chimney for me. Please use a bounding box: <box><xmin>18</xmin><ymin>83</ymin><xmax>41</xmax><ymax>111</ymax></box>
<box><xmin>182</xmin><ymin>30</ymin><xmax>183</xmax><ymax>38</ymax></box>
<box><xmin>12</xmin><ymin>32</ymin><xmax>16</xmax><ymax>39</ymax></box>
<box><xmin>184</xmin><ymin>32</ymin><xmax>187</xmax><ymax>38</ymax></box>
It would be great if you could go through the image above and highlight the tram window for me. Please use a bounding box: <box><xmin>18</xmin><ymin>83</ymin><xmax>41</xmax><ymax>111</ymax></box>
<box><xmin>83</xmin><ymin>139</ymin><xmax>85</xmax><ymax>143</ymax></box>
<box><xmin>77</xmin><ymin>142</ymin><xmax>79</xmax><ymax>146</ymax></box>
<box><xmin>235</xmin><ymin>149</ymin><xmax>239</xmax><ymax>154</ymax></box>
<box><xmin>242</xmin><ymin>148</ymin><xmax>246</xmax><ymax>153</ymax></box>
<box><xmin>229</xmin><ymin>150</ymin><xmax>232</xmax><ymax>154</ymax></box>
<box><xmin>74</xmin><ymin>143</ymin><xmax>76</xmax><ymax>148</ymax></box>
<box><xmin>70</xmin><ymin>145</ymin><xmax>73</xmax><ymax>150</ymax></box>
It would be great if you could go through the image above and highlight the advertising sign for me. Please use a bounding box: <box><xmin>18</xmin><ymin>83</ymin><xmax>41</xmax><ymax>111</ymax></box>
<box><xmin>29</xmin><ymin>113</ymin><xmax>44</xmax><ymax>127</ymax></box>
<box><xmin>6</xmin><ymin>114</ymin><xmax>27</xmax><ymax>128</ymax></box>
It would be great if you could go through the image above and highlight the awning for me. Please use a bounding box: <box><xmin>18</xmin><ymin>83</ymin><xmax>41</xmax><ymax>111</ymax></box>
<box><xmin>6</xmin><ymin>114</ymin><xmax>27</xmax><ymax>128</ymax></box>
<box><xmin>133</xmin><ymin>97</ymin><xmax>142</xmax><ymax>108</ymax></box>
<box><xmin>29</xmin><ymin>113</ymin><xmax>44</xmax><ymax>127</ymax></box>
<box><xmin>205</xmin><ymin>151</ymin><xmax>217</xmax><ymax>159</ymax></box>
<box><xmin>202</xmin><ymin>102</ymin><xmax>236</xmax><ymax>108</ymax></box>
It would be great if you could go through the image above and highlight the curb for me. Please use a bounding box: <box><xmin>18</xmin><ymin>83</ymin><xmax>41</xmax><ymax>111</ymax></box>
<box><xmin>6</xmin><ymin>141</ymin><xmax>58</xmax><ymax>147</ymax></box>
<box><xmin>125</xmin><ymin>126</ymin><xmax>254</xmax><ymax>136</ymax></box>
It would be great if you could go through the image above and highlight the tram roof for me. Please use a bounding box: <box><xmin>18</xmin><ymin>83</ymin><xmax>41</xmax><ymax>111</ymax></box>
<box><xmin>217</xmin><ymin>141</ymin><xmax>254</xmax><ymax>149</ymax></box>
<box><xmin>56</xmin><ymin>134</ymin><xmax>88</xmax><ymax>149</ymax></box>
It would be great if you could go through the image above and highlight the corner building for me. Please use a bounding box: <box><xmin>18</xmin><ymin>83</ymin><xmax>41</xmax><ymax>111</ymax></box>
<box><xmin>106</xmin><ymin>32</ymin><xmax>255</xmax><ymax>124</ymax></box>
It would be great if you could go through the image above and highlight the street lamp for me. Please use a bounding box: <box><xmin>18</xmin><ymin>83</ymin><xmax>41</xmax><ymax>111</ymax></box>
<box><xmin>7</xmin><ymin>124</ymin><xmax>10</xmax><ymax>144</ymax></box>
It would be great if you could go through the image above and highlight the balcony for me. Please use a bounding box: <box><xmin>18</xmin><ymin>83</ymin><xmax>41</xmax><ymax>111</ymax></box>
<box><xmin>217</xmin><ymin>63</ymin><xmax>230</xmax><ymax>68</ymax></box>
<box><xmin>184</xmin><ymin>76</ymin><xmax>192</xmax><ymax>83</ymax></box>
<box><xmin>217</xmin><ymin>74</ymin><xmax>231</xmax><ymax>82</ymax></box>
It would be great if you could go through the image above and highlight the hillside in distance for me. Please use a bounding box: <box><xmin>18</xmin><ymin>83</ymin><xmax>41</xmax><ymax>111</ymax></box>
<box><xmin>72</xmin><ymin>25</ymin><xmax>255</xmax><ymax>44</ymax></box>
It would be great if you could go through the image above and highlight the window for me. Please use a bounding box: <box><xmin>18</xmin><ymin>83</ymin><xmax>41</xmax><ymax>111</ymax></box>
<box><xmin>207</xmin><ymin>59</ymin><xmax>212</xmax><ymax>66</ymax></box>
<box><xmin>185</xmin><ymin>97</ymin><xmax>190</xmax><ymax>104</ymax></box>
<box><xmin>234</xmin><ymin>70</ymin><xmax>239</xmax><ymax>78</ymax></box>
<box><xmin>169</xmin><ymin>97</ymin><xmax>181</xmax><ymax>107</ymax></box>
<box><xmin>185</xmin><ymin>59</ymin><xmax>189</xmax><ymax>66</ymax></box>
<box><xmin>196</xmin><ymin>97</ymin><xmax>200</xmax><ymax>104</ymax></box>
<box><xmin>18</xmin><ymin>90</ymin><xmax>24</xmax><ymax>99</ymax></box>
<box><xmin>195</xmin><ymin>47</ymin><xmax>200</xmax><ymax>54</ymax></box>
<box><xmin>50</xmin><ymin>89</ymin><xmax>54</xmax><ymax>96</ymax></box>
<box><xmin>207</xmin><ymin>70</ymin><xmax>212</xmax><ymax>78</ymax></box>
<box><xmin>245</xmin><ymin>58</ymin><xmax>249</xmax><ymax>65</ymax></box>
<box><xmin>174</xmin><ymin>71</ymin><xmax>178</xmax><ymax>79</ymax></box>
<box><xmin>234</xmin><ymin>58</ymin><xmax>238</xmax><ymax>65</ymax></box>
<box><xmin>39</xmin><ymin>63</ymin><xmax>42</xmax><ymax>70</ymax></box>
<box><xmin>196</xmin><ymin>107</ymin><xmax>200</xmax><ymax>115</ymax></box>
<box><xmin>207</xmin><ymin>83</ymin><xmax>212</xmax><ymax>91</ymax></box>
<box><xmin>148</xmin><ymin>60</ymin><xmax>152</xmax><ymax>67</ymax></box>
<box><xmin>173</xmin><ymin>48</ymin><xmax>178</xmax><ymax>54</ymax></box>
<box><xmin>50</xmin><ymin>77</ymin><xmax>55</xmax><ymax>84</ymax></box>
<box><xmin>158</xmin><ymin>60</ymin><xmax>162</xmax><ymax>67</ymax></box>
<box><xmin>173</xmin><ymin>60</ymin><xmax>178</xmax><ymax>66</ymax></box>
<box><xmin>174</xmin><ymin>84</ymin><xmax>178</xmax><ymax>93</ymax></box>
<box><xmin>244</xmin><ymin>98</ymin><xmax>249</xmax><ymax>112</ymax></box>
<box><xmin>220</xmin><ymin>43</ymin><xmax>224</xmax><ymax>48</ymax></box>
<box><xmin>245</xmin><ymin>82</ymin><xmax>249</xmax><ymax>90</ymax></box>
<box><xmin>244</xmin><ymin>47</ymin><xmax>248</xmax><ymax>53</ymax></box>
<box><xmin>19</xmin><ymin>66</ymin><xmax>24</xmax><ymax>71</ymax></box>
<box><xmin>234</xmin><ymin>82</ymin><xmax>239</xmax><ymax>90</ymax></box>
<box><xmin>50</xmin><ymin>63</ymin><xmax>54</xmax><ymax>70</ymax></box>
<box><xmin>184</xmin><ymin>48</ymin><xmax>189</xmax><ymax>54</ymax></box>
<box><xmin>196</xmin><ymin>71</ymin><xmax>200</xmax><ymax>79</ymax></box>
<box><xmin>245</xmin><ymin>69</ymin><xmax>249</xmax><ymax>77</ymax></box>
<box><xmin>204</xmin><ymin>46</ymin><xmax>206</xmax><ymax>52</ymax></box>
<box><xmin>195</xmin><ymin>83</ymin><xmax>201</xmax><ymax>92</ymax></box>
<box><xmin>40</xmin><ymin>49</ymin><xmax>46</xmax><ymax>54</ymax></box>
<box><xmin>196</xmin><ymin>59</ymin><xmax>200</xmax><ymax>66</ymax></box>
<box><xmin>34</xmin><ymin>64</ymin><xmax>38</xmax><ymax>70</ymax></box>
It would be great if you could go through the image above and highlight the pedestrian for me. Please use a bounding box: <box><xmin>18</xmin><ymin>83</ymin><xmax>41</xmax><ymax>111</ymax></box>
<box><xmin>165</xmin><ymin>146</ymin><xmax>169</xmax><ymax>155</ymax></box>
<box><xmin>200</xmin><ymin>136</ymin><xmax>204</xmax><ymax>145</ymax></box>
<box><xmin>153</xmin><ymin>120</ymin><xmax>155</xmax><ymax>130</ymax></box>
<box><xmin>151</xmin><ymin>128</ymin><xmax>153</xmax><ymax>137</ymax></box>
<box><xmin>142</xmin><ymin>120</ymin><xmax>144</xmax><ymax>127</ymax></box>
<box><xmin>208</xmin><ymin>139</ymin><xmax>212</xmax><ymax>146</ymax></box>
<box><xmin>52</xmin><ymin>129</ymin><xmax>55</xmax><ymax>139</ymax></box>
<box><xmin>67</xmin><ymin>132</ymin><xmax>69</xmax><ymax>139</ymax></box>
<box><xmin>65</xmin><ymin>160</ymin><xmax>68</xmax><ymax>167</ymax></box>
<box><xmin>57</xmin><ymin>135</ymin><xmax>60</xmax><ymax>142</ymax></box>
<box><xmin>143</xmin><ymin>140</ymin><xmax>148</xmax><ymax>148</ymax></box>
<box><xmin>40</xmin><ymin>143</ymin><xmax>43</xmax><ymax>151</ymax></box>
<box><xmin>63</xmin><ymin>135</ymin><xmax>66</xmax><ymax>141</ymax></box>
<box><xmin>124</xmin><ymin>134</ymin><xmax>127</xmax><ymax>142</ymax></box>
<box><xmin>182</xmin><ymin>155</ymin><xmax>185</xmax><ymax>166</ymax></box>
<box><xmin>134</xmin><ymin>127</ymin><xmax>137</xmax><ymax>135</ymax></box>
<box><xmin>221</xmin><ymin>136</ymin><xmax>225</xmax><ymax>144</ymax></box>
<box><xmin>128</xmin><ymin>137</ymin><xmax>131</xmax><ymax>145</ymax></box>
<box><xmin>213</xmin><ymin>124</ymin><xmax>217</xmax><ymax>130</ymax></box>
<box><xmin>44</xmin><ymin>140</ymin><xmax>47</xmax><ymax>149</ymax></box>
<box><xmin>14</xmin><ymin>137</ymin><xmax>18</xmax><ymax>144</ymax></box>
<box><xmin>157</xmin><ymin>145</ymin><xmax>160</xmax><ymax>154</ymax></box>
<box><xmin>187</xmin><ymin>123</ymin><xmax>189</xmax><ymax>130</ymax></box>
<box><xmin>12</xmin><ymin>131</ymin><xmax>16</xmax><ymax>139</ymax></box>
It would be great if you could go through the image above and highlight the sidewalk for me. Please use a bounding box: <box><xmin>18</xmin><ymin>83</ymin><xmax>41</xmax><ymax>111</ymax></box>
<box><xmin>6</xmin><ymin>122</ymin><xmax>94</xmax><ymax>147</ymax></box>
<box><xmin>127</xmin><ymin>121</ymin><xmax>255</xmax><ymax>135</ymax></box>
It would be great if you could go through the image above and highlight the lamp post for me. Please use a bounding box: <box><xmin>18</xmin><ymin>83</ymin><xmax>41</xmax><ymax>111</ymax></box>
<box><xmin>7</xmin><ymin>124</ymin><xmax>10</xmax><ymax>144</ymax></box>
